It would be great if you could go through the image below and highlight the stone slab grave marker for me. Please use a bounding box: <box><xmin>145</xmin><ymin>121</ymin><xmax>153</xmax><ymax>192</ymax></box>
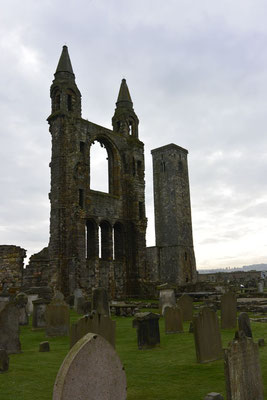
<box><xmin>221</xmin><ymin>291</ymin><xmax>236</xmax><ymax>329</ymax></box>
<box><xmin>132</xmin><ymin>312</ymin><xmax>160</xmax><ymax>349</ymax></box>
<box><xmin>0</xmin><ymin>349</ymin><xmax>9</xmax><ymax>373</ymax></box>
<box><xmin>177</xmin><ymin>293</ymin><xmax>193</xmax><ymax>321</ymax></box>
<box><xmin>193</xmin><ymin>307</ymin><xmax>222</xmax><ymax>363</ymax></box>
<box><xmin>238</xmin><ymin>312</ymin><xmax>252</xmax><ymax>338</ymax></box>
<box><xmin>92</xmin><ymin>287</ymin><xmax>110</xmax><ymax>316</ymax></box>
<box><xmin>32</xmin><ymin>298</ymin><xmax>50</xmax><ymax>329</ymax></box>
<box><xmin>0</xmin><ymin>302</ymin><xmax>21</xmax><ymax>354</ymax></box>
<box><xmin>45</xmin><ymin>291</ymin><xmax>70</xmax><ymax>336</ymax></box>
<box><xmin>14</xmin><ymin>292</ymin><xmax>29</xmax><ymax>325</ymax></box>
<box><xmin>70</xmin><ymin>311</ymin><xmax>116</xmax><ymax>348</ymax></box>
<box><xmin>159</xmin><ymin>288</ymin><xmax>176</xmax><ymax>315</ymax></box>
<box><xmin>164</xmin><ymin>306</ymin><xmax>183</xmax><ymax>334</ymax></box>
<box><xmin>73</xmin><ymin>288</ymin><xmax>84</xmax><ymax>314</ymax></box>
<box><xmin>224</xmin><ymin>331</ymin><xmax>264</xmax><ymax>400</ymax></box>
<box><xmin>204</xmin><ymin>394</ymin><xmax>224</xmax><ymax>400</ymax></box>
<box><xmin>53</xmin><ymin>333</ymin><xmax>127</xmax><ymax>400</ymax></box>
<box><xmin>39</xmin><ymin>341</ymin><xmax>50</xmax><ymax>352</ymax></box>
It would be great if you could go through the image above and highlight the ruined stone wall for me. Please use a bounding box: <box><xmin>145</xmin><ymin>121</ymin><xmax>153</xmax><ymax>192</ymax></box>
<box><xmin>22</xmin><ymin>247</ymin><xmax>53</xmax><ymax>289</ymax></box>
<box><xmin>0</xmin><ymin>245</ymin><xmax>26</xmax><ymax>291</ymax></box>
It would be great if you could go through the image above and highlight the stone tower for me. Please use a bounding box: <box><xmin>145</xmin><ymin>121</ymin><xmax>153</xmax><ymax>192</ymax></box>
<box><xmin>150</xmin><ymin>143</ymin><xmax>196</xmax><ymax>284</ymax></box>
<box><xmin>47</xmin><ymin>46</ymin><xmax>147</xmax><ymax>297</ymax></box>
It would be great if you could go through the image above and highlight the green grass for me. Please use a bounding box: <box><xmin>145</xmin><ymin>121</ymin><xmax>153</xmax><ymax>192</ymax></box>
<box><xmin>1</xmin><ymin>310</ymin><xmax>267</xmax><ymax>399</ymax></box>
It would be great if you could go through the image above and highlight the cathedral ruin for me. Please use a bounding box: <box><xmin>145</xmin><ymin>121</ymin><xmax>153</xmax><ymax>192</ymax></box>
<box><xmin>0</xmin><ymin>46</ymin><xmax>196</xmax><ymax>297</ymax></box>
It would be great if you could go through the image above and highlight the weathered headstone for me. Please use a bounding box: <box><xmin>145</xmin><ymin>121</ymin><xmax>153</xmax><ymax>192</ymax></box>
<box><xmin>132</xmin><ymin>312</ymin><xmax>160</xmax><ymax>349</ymax></box>
<box><xmin>92</xmin><ymin>287</ymin><xmax>110</xmax><ymax>316</ymax></box>
<box><xmin>177</xmin><ymin>294</ymin><xmax>193</xmax><ymax>321</ymax></box>
<box><xmin>39</xmin><ymin>341</ymin><xmax>50</xmax><ymax>352</ymax></box>
<box><xmin>53</xmin><ymin>333</ymin><xmax>127</xmax><ymax>400</ymax></box>
<box><xmin>75</xmin><ymin>296</ymin><xmax>86</xmax><ymax>314</ymax></box>
<box><xmin>193</xmin><ymin>307</ymin><xmax>222</xmax><ymax>363</ymax></box>
<box><xmin>32</xmin><ymin>298</ymin><xmax>50</xmax><ymax>329</ymax></box>
<box><xmin>0</xmin><ymin>303</ymin><xmax>21</xmax><ymax>354</ymax></box>
<box><xmin>70</xmin><ymin>311</ymin><xmax>116</xmax><ymax>348</ymax></box>
<box><xmin>258</xmin><ymin>338</ymin><xmax>265</xmax><ymax>347</ymax></box>
<box><xmin>159</xmin><ymin>288</ymin><xmax>176</xmax><ymax>315</ymax></box>
<box><xmin>221</xmin><ymin>292</ymin><xmax>236</xmax><ymax>329</ymax></box>
<box><xmin>204</xmin><ymin>393</ymin><xmax>224</xmax><ymax>400</ymax></box>
<box><xmin>45</xmin><ymin>296</ymin><xmax>70</xmax><ymax>337</ymax></box>
<box><xmin>164</xmin><ymin>306</ymin><xmax>183</xmax><ymax>334</ymax></box>
<box><xmin>26</xmin><ymin>294</ymin><xmax>39</xmax><ymax>315</ymax></box>
<box><xmin>238</xmin><ymin>312</ymin><xmax>252</xmax><ymax>338</ymax></box>
<box><xmin>0</xmin><ymin>349</ymin><xmax>9</xmax><ymax>373</ymax></box>
<box><xmin>224</xmin><ymin>332</ymin><xmax>263</xmax><ymax>400</ymax></box>
<box><xmin>14</xmin><ymin>292</ymin><xmax>29</xmax><ymax>325</ymax></box>
<box><xmin>73</xmin><ymin>288</ymin><xmax>83</xmax><ymax>312</ymax></box>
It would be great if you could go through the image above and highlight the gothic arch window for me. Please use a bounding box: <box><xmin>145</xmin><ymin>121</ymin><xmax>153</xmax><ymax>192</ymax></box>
<box><xmin>85</xmin><ymin>219</ymin><xmax>98</xmax><ymax>259</ymax></box>
<box><xmin>52</xmin><ymin>88</ymin><xmax>61</xmax><ymax>112</ymax></box>
<box><xmin>113</xmin><ymin>222</ymin><xmax>124</xmax><ymax>260</ymax></box>
<box><xmin>66</xmin><ymin>89</ymin><xmax>76</xmax><ymax>112</ymax></box>
<box><xmin>90</xmin><ymin>141</ymin><xmax>109</xmax><ymax>193</ymax></box>
<box><xmin>99</xmin><ymin>220</ymin><xmax>112</xmax><ymax>260</ymax></box>
<box><xmin>89</xmin><ymin>137</ymin><xmax>120</xmax><ymax>196</ymax></box>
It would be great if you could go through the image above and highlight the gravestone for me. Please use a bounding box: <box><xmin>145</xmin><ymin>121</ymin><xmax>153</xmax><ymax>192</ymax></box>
<box><xmin>132</xmin><ymin>312</ymin><xmax>160</xmax><ymax>349</ymax></box>
<box><xmin>177</xmin><ymin>294</ymin><xmax>193</xmax><ymax>321</ymax></box>
<box><xmin>26</xmin><ymin>294</ymin><xmax>39</xmax><ymax>315</ymax></box>
<box><xmin>92</xmin><ymin>287</ymin><xmax>110</xmax><ymax>316</ymax></box>
<box><xmin>224</xmin><ymin>332</ymin><xmax>263</xmax><ymax>400</ymax></box>
<box><xmin>159</xmin><ymin>288</ymin><xmax>176</xmax><ymax>315</ymax></box>
<box><xmin>73</xmin><ymin>288</ymin><xmax>83</xmax><ymax>312</ymax></box>
<box><xmin>193</xmin><ymin>307</ymin><xmax>222</xmax><ymax>363</ymax></box>
<box><xmin>70</xmin><ymin>311</ymin><xmax>116</xmax><ymax>348</ymax></box>
<box><xmin>53</xmin><ymin>333</ymin><xmax>127</xmax><ymax>400</ymax></box>
<box><xmin>164</xmin><ymin>306</ymin><xmax>183</xmax><ymax>334</ymax></box>
<box><xmin>39</xmin><ymin>341</ymin><xmax>50</xmax><ymax>352</ymax></box>
<box><xmin>14</xmin><ymin>292</ymin><xmax>28</xmax><ymax>325</ymax></box>
<box><xmin>0</xmin><ymin>349</ymin><xmax>9</xmax><ymax>373</ymax></box>
<box><xmin>45</xmin><ymin>295</ymin><xmax>70</xmax><ymax>337</ymax></box>
<box><xmin>221</xmin><ymin>292</ymin><xmax>236</xmax><ymax>329</ymax></box>
<box><xmin>0</xmin><ymin>303</ymin><xmax>21</xmax><ymax>354</ymax></box>
<box><xmin>258</xmin><ymin>280</ymin><xmax>264</xmax><ymax>293</ymax></box>
<box><xmin>32</xmin><ymin>298</ymin><xmax>50</xmax><ymax>329</ymax></box>
<box><xmin>238</xmin><ymin>312</ymin><xmax>252</xmax><ymax>338</ymax></box>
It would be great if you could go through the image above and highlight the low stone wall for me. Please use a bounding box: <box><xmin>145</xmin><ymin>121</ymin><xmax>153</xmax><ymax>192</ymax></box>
<box><xmin>0</xmin><ymin>245</ymin><xmax>26</xmax><ymax>291</ymax></box>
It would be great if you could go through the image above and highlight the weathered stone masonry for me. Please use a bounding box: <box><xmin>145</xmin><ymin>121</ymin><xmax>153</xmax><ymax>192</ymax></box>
<box><xmin>0</xmin><ymin>245</ymin><xmax>26</xmax><ymax>290</ymax></box>
<box><xmin>48</xmin><ymin>46</ymin><xmax>147</xmax><ymax>298</ymax></box>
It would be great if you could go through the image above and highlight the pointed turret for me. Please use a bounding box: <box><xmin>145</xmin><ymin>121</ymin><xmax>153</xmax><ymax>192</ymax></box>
<box><xmin>55</xmin><ymin>45</ymin><xmax>74</xmax><ymax>78</ymax></box>
<box><xmin>49</xmin><ymin>45</ymin><xmax>81</xmax><ymax>118</ymax></box>
<box><xmin>112</xmin><ymin>79</ymin><xmax>139</xmax><ymax>137</ymax></box>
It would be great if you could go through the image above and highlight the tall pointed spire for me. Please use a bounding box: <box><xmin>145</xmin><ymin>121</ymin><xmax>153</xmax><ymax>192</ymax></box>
<box><xmin>116</xmin><ymin>79</ymin><xmax>133</xmax><ymax>108</ymax></box>
<box><xmin>55</xmin><ymin>45</ymin><xmax>74</xmax><ymax>78</ymax></box>
<box><xmin>112</xmin><ymin>78</ymin><xmax>139</xmax><ymax>137</ymax></box>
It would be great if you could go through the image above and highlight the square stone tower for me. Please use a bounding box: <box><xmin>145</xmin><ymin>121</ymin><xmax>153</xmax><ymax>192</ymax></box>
<box><xmin>150</xmin><ymin>143</ymin><xmax>196</xmax><ymax>284</ymax></box>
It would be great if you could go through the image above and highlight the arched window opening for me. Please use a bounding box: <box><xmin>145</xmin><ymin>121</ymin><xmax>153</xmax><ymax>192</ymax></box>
<box><xmin>113</xmin><ymin>222</ymin><xmax>124</xmax><ymax>260</ymax></box>
<box><xmin>137</xmin><ymin>160</ymin><xmax>142</xmax><ymax>179</ymax></box>
<box><xmin>99</xmin><ymin>221</ymin><xmax>112</xmax><ymax>260</ymax></box>
<box><xmin>55</xmin><ymin>94</ymin><xmax>60</xmax><ymax>111</ymax></box>
<box><xmin>184</xmin><ymin>252</ymin><xmax>188</xmax><ymax>261</ymax></box>
<box><xmin>90</xmin><ymin>141</ymin><xmax>109</xmax><ymax>193</ymax></box>
<box><xmin>132</xmin><ymin>157</ymin><xmax>136</xmax><ymax>176</ymax></box>
<box><xmin>86</xmin><ymin>220</ymin><xmax>98</xmax><ymax>259</ymax></box>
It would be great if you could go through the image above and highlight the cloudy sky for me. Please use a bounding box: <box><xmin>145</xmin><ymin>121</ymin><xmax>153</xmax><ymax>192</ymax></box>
<box><xmin>1</xmin><ymin>0</ymin><xmax>267</xmax><ymax>270</ymax></box>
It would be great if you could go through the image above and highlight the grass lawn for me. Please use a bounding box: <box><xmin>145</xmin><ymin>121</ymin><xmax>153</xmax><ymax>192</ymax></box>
<box><xmin>1</xmin><ymin>309</ymin><xmax>267</xmax><ymax>400</ymax></box>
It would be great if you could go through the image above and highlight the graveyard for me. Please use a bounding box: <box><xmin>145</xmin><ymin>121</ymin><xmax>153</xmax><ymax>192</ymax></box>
<box><xmin>1</xmin><ymin>293</ymin><xmax>267</xmax><ymax>400</ymax></box>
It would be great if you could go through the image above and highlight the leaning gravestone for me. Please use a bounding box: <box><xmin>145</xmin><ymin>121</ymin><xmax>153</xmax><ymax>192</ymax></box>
<box><xmin>14</xmin><ymin>292</ymin><xmax>29</xmax><ymax>326</ymax></box>
<box><xmin>193</xmin><ymin>307</ymin><xmax>222</xmax><ymax>363</ymax></box>
<box><xmin>177</xmin><ymin>294</ymin><xmax>193</xmax><ymax>321</ymax></box>
<box><xmin>224</xmin><ymin>331</ymin><xmax>263</xmax><ymax>400</ymax></box>
<box><xmin>92</xmin><ymin>287</ymin><xmax>110</xmax><ymax>316</ymax></box>
<box><xmin>164</xmin><ymin>306</ymin><xmax>183</xmax><ymax>334</ymax></box>
<box><xmin>221</xmin><ymin>292</ymin><xmax>236</xmax><ymax>329</ymax></box>
<box><xmin>53</xmin><ymin>333</ymin><xmax>127</xmax><ymax>400</ymax></box>
<box><xmin>159</xmin><ymin>288</ymin><xmax>176</xmax><ymax>315</ymax></box>
<box><xmin>132</xmin><ymin>312</ymin><xmax>160</xmax><ymax>349</ymax></box>
<box><xmin>45</xmin><ymin>292</ymin><xmax>70</xmax><ymax>336</ymax></box>
<box><xmin>70</xmin><ymin>311</ymin><xmax>116</xmax><ymax>348</ymax></box>
<box><xmin>238</xmin><ymin>312</ymin><xmax>252</xmax><ymax>338</ymax></box>
<box><xmin>0</xmin><ymin>303</ymin><xmax>21</xmax><ymax>354</ymax></box>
